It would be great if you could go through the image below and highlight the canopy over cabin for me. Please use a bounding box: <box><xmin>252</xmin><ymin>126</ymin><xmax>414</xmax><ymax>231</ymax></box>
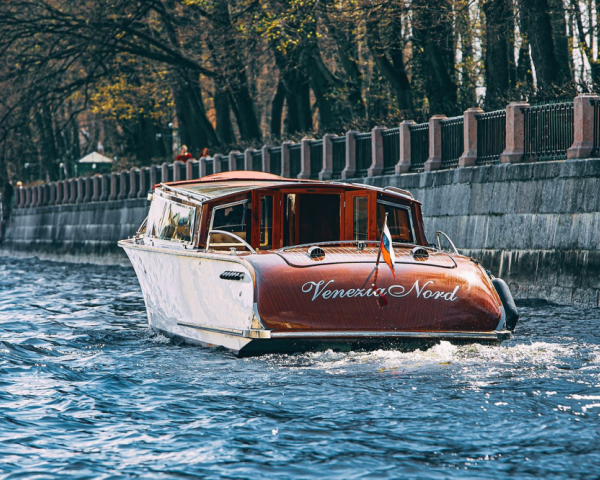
<box><xmin>144</xmin><ymin>171</ymin><xmax>427</xmax><ymax>252</ymax></box>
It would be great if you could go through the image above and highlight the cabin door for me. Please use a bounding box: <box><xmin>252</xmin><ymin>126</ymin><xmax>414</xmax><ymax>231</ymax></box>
<box><xmin>252</xmin><ymin>191</ymin><xmax>282</xmax><ymax>250</ymax></box>
<box><xmin>344</xmin><ymin>191</ymin><xmax>377</xmax><ymax>241</ymax></box>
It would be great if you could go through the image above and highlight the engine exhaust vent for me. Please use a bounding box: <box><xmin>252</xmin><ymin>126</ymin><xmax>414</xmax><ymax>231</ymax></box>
<box><xmin>307</xmin><ymin>246</ymin><xmax>325</xmax><ymax>260</ymax></box>
<box><xmin>411</xmin><ymin>246</ymin><xmax>429</xmax><ymax>260</ymax></box>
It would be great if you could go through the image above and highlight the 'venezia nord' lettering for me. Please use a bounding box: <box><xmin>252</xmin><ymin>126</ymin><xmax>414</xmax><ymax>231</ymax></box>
<box><xmin>301</xmin><ymin>279</ymin><xmax>459</xmax><ymax>302</ymax></box>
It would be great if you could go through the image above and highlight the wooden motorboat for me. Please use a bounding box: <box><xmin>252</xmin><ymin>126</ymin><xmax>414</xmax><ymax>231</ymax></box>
<box><xmin>119</xmin><ymin>171</ymin><xmax>518</xmax><ymax>356</ymax></box>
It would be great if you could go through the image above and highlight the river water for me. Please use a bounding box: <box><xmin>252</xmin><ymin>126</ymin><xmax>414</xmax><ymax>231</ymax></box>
<box><xmin>1</xmin><ymin>257</ymin><xmax>599</xmax><ymax>479</ymax></box>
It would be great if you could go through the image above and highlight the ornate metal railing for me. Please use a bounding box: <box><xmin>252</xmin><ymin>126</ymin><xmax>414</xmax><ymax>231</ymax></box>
<box><xmin>309</xmin><ymin>139</ymin><xmax>323</xmax><ymax>179</ymax></box>
<box><xmin>205</xmin><ymin>158</ymin><xmax>214</xmax><ymax>176</ymax></box>
<box><xmin>269</xmin><ymin>146</ymin><xmax>281</xmax><ymax>176</ymax></box>
<box><xmin>523</xmin><ymin>102</ymin><xmax>574</xmax><ymax>161</ymax></box>
<box><xmin>331</xmin><ymin>136</ymin><xmax>346</xmax><ymax>179</ymax></box>
<box><xmin>251</xmin><ymin>150</ymin><xmax>262</xmax><ymax>171</ymax></box>
<box><xmin>289</xmin><ymin>143</ymin><xmax>301</xmax><ymax>178</ymax></box>
<box><xmin>355</xmin><ymin>132</ymin><xmax>372</xmax><ymax>177</ymax></box>
<box><xmin>408</xmin><ymin>123</ymin><xmax>429</xmax><ymax>172</ymax></box>
<box><xmin>592</xmin><ymin>99</ymin><xmax>600</xmax><ymax>157</ymax></box>
<box><xmin>220</xmin><ymin>156</ymin><xmax>230</xmax><ymax>172</ymax></box>
<box><xmin>382</xmin><ymin>127</ymin><xmax>400</xmax><ymax>175</ymax></box>
<box><xmin>440</xmin><ymin>116</ymin><xmax>464</xmax><ymax>169</ymax></box>
<box><xmin>232</xmin><ymin>153</ymin><xmax>245</xmax><ymax>171</ymax></box>
<box><xmin>476</xmin><ymin>110</ymin><xmax>506</xmax><ymax>165</ymax></box>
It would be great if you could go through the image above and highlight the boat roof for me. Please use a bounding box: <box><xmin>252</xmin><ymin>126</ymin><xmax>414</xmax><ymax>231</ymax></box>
<box><xmin>159</xmin><ymin>171</ymin><xmax>416</xmax><ymax>203</ymax></box>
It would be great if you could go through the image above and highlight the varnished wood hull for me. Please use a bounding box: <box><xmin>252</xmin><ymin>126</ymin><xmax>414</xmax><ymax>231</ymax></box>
<box><xmin>121</xmin><ymin>241</ymin><xmax>511</xmax><ymax>357</ymax></box>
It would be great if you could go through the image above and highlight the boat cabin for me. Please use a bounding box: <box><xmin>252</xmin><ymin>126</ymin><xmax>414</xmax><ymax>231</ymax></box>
<box><xmin>142</xmin><ymin>172</ymin><xmax>428</xmax><ymax>253</ymax></box>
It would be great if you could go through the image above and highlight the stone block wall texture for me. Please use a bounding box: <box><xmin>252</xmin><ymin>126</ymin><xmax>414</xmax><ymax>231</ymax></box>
<box><xmin>2</xmin><ymin>159</ymin><xmax>600</xmax><ymax>305</ymax></box>
<box><xmin>1</xmin><ymin>199</ymin><xmax>149</xmax><ymax>264</ymax></box>
<box><xmin>362</xmin><ymin>158</ymin><xmax>600</xmax><ymax>307</ymax></box>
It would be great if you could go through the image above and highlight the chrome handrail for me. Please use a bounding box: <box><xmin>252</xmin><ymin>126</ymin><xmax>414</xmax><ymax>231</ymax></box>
<box><xmin>206</xmin><ymin>229</ymin><xmax>256</xmax><ymax>254</ymax></box>
<box><xmin>436</xmin><ymin>231</ymin><xmax>459</xmax><ymax>255</ymax></box>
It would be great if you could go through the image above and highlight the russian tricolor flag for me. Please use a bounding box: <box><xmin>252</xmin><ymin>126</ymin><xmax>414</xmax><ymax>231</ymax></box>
<box><xmin>380</xmin><ymin>221</ymin><xmax>396</xmax><ymax>277</ymax></box>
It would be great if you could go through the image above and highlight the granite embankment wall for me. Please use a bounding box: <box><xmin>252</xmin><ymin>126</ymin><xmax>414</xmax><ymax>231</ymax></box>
<box><xmin>365</xmin><ymin>158</ymin><xmax>600</xmax><ymax>307</ymax></box>
<box><xmin>2</xmin><ymin>158</ymin><xmax>599</xmax><ymax>305</ymax></box>
<box><xmin>1</xmin><ymin>199</ymin><xmax>148</xmax><ymax>264</ymax></box>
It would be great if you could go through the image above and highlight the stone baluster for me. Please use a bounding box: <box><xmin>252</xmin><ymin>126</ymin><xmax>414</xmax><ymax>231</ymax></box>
<box><xmin>75</xmin><ymin>178</ymin><xmax>84</xmax><ymax>203</ymax></box>
<box><xmin>261</xmin><ymin>146</ymin><xmax>271</xmax><ymax>173</ymax></box>
<box><xmin>83</xmin><ymin>177</ymin><xmax>93</xmax><ymax>203</ymax></box>
<box><xmin>186</xmin><ymin>160</ymin><xmax>194</xmax><ymax>180</ymax></box>
<box><xmin>173</xmin><ymin>161</ymin><xmax>184</xmax><ymax>181</ymax></box>
<box><xmin>500</xmin><ymin>102</ymin><xmax>529</xmax><ymax>163</ymax></box>
<box><xmin>149</xmin><ymin>165</ymin><xmax>160</xmax><ymax>187</ymax></box>
<box><xmin>298</xmin><ymin>138</ymin><xmax>311</xmax><ymax>179</ymax></box>
<box><xmin>368</xmin><ymin>126</ymin><xmax>385</xmax><ymax>177</ymax></box>
<box><xmin>396</xmin><ymin>120</ymin><xmax>416</xmax><ymax>174</ymax></box>
<box><xmin>48</xmin><ymin>183</ymin><xmax>57</xmax><ymax>206</ymax></box>
<box><xmin>31</xmin><ymin>185</ymin><xmax>39</xmax><ymax>207</ymax></box>
<box><xmin>341</xmin><ymin>130</ymin><xmax>358</xmax><ymax>179</ymax></box>
<box><xmin>281</xmin><ymin>142</ymin><xmax>291</xmax><ymax>178</ymax></box>
<box><xmin>229</xmin><ymin>152</ymin><xmax>240</xmax><ymax>172</ymax></box>
<box><xmin>459</xmin><ymin>107</ymin><xmax>484</xmax><ymax>167</ymax></box>
<box><xmin>118</xmin><ymin>171</ymin><xmax>128</xmax><ymax>200</ymax></box>
<box><xmin>199</xmin><ymin>156</ymin><xmax>209</xmax><ymax>177</ymax></box>
<box><xmin>320</xmin><ymin>134</ymin><xmax>334</xmax><ymax>180</ymax></box>
<box><xmin>25</xmin><ymin>187</ymin><xmax>32</xmax><ymax>208</ymax></box>
<box><xmin>69</xmin><ymin>179</ymin><xmax>77</xmax><ymax>204</ymax></box>
<box><xmin>129</xmin><ymin>168</ymin><xmax>140</xmax><ymax>198</ymax></box>
<box><xmin>567</xmin><ymin>93</ymin><xmax>600</xmax><ymax>159</ymax></box>
<box><xmin>139</xmin><ymin>167</ymin><xmax>150</xmax><ymax>198</ymax></box>
<box><xmin>424</xmin><ymin>114</ymin><xmax>447</xmax><ymax>171</ymax></box>
<box><xmin>100</xmin><ymin>174</ymin><xmax>110</xmax><ymax>202</ymax></box>
<box><xmin>244</xmin><ymin>148</ymin><xmax>253</xmax><ymax>171</ymax></box>
<box><xmin>161</xmin><ymin>162</ymin><xmax>171</xmax><ymax>183</ymax></box>
<box><xmin>92</xmin><ymin>175</ymin><xmax>101</xmax><ymax>202</ymax></box>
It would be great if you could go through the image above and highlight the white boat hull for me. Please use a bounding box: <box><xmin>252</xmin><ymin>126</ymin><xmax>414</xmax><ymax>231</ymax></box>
<box><xmin>122</xmin><ymin>242</ymin><xmax>257</xmax><ymax>353</ymax></box>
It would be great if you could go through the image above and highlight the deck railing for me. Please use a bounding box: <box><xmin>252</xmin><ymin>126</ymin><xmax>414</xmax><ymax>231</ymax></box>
<box><xmin>382</xmin><ymin>127</ymin><xmax>400</xmax><ymax>175</ymax></box>
<box><xmin>289</xmin><ymin>143</ymin><xmax>301</xmax><ymax>178</ymax></box>
<box><xmin>440</xmin><ymin>116</ymin><xmax>464</xmax><ymax>169</ymax></box>
<box><xmin>408</xmin><ymin>123</ymin><xmax>429</xmax><ymax>172</ymax></box>
<box><xmin>523</xmin><ymin>102</ymin><xmax>574</xmax><ymax>161</ymax></box>
<box><xmin>309</xmin><ymin>139</ymin><xmax>323</xmax><ymax>179</ymax></box>
<box><xmin>331</xmin><ymin>136</ymin><xmax>346</xmax><ymax>179</ymax></box>
<box><xmin>355</xmin><ymin>132</ymin><xmax>372</xmax><ymax>177</ymax></box>
<box><xmin>15</xmin><ymin>93</ymin><xmax>600</xmax><ymax>210</ymax></box>
<box><xmin>476</xmin><ymin>110</ymin><xmax>506</xmax><ymax>165</ymax></box>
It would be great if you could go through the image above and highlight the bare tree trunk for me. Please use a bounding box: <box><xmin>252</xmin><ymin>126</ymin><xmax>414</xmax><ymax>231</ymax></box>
<box><xmin>483</xmin><ymin>0</ymin><xmax>513</xmax><ymax>109</ymax></box>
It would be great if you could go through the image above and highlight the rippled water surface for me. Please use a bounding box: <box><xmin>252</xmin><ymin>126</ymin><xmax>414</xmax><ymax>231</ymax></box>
<box><xmin>1</xmin><ymin>257</ymin><xmax>600</xmax><ymax>479</ymax></box>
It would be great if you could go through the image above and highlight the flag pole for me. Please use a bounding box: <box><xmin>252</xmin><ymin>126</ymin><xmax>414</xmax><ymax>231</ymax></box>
<box><xmin>372</xmin><ymin>212</ymin><xmax>388</xmax><ymax>307</ymax></box>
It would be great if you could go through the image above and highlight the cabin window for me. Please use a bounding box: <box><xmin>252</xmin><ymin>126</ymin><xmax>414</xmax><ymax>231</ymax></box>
<box><xmin>284</xmin><ymin>194</ymin><xmax>298</xmax><ymax>247</ymax></box>
<box><xmin>210</xmin><ymin>201</ymin><xmax>252</xmax><ymax>247</ymax></box>
<box><xmin>260</xmin><ymin>196</ymin><xmax>273</xmax><ymax>250</ymax></box>
<box><xmin>377</xmin><ymin>201</ymin><xmax>413</xmax><ymax>243</ymax></box>
<box><xmin>298</xmin><ymin>194</ymin><xmax>340</xmax><ymax>244</ymax></box>
<box><xmin>146</xmin><ymin>195</ymin><xmax>196</xmax><ymax>244</ymax></box>
<box><xmin>353</xmin><ymin>196</ymin><xmax>369</xmax><ymax>240</ymax></box>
